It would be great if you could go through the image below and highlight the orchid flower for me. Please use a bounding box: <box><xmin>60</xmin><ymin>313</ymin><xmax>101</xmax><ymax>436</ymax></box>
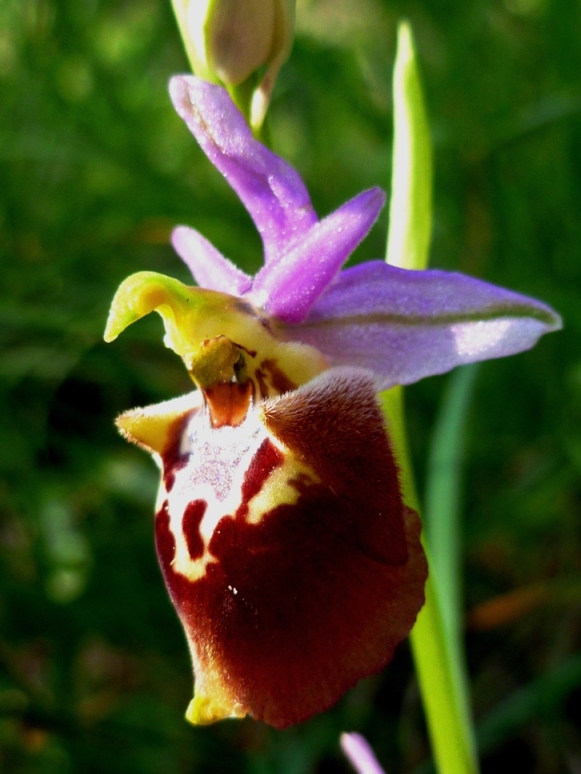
<box><xmin>104</xmin><ymin>76</ymin><xmax>561</xmax><ymax>730</ymax></box>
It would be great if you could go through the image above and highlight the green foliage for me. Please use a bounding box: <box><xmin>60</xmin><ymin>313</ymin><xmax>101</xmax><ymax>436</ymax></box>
<box><xmin>386</xmin><ymin>20</ymin><xmax>432</xmax><ymax>270</ymax></box>
<box><xmin>0</xmin><ymin>0</ymin><xmax>579</xmax><ymax>772</ymax></box>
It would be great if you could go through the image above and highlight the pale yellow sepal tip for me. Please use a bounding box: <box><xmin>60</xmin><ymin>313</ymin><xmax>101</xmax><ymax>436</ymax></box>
<box><xmin>185</xmin><ymin>692</ymin><xmax>246</xmax><ymax>726</ymax></box>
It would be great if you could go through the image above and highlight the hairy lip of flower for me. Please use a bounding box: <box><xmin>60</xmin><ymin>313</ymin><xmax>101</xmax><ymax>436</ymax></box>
<box><xmin>120</xmin><ymin>363</ymin><xmax>427</xmax><ymax>728</ymax></box>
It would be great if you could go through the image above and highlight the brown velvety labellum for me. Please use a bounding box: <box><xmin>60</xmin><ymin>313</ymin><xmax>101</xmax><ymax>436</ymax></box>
<box><xmin>261</xmin><ymin>369</ymin><xmax>408</xmax><ymax>566</ymax></box>
<box><xmin>154</xmin><ymin>367</ymin><xmax>427</xmax><ymax>728</ymax></box>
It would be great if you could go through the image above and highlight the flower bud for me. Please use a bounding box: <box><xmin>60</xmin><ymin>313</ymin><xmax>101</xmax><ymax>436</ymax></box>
<box><xmin>172</xmin><ymin>0</ymin><xmax>295</xmax><ymax>128</ymax></box>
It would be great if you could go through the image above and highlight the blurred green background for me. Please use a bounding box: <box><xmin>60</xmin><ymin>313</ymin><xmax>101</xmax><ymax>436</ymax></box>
<box><xmin>0</xmin><ymin>0</ymin><xmax>579</xmax><ymax>771</ymax></box>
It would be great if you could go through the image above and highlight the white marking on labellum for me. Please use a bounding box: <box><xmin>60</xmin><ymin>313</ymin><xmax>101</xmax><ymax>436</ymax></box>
<box><xmin>165</xmin><ymin>404</ymin><xmax>316</xmax><ymax>582</ymax></box>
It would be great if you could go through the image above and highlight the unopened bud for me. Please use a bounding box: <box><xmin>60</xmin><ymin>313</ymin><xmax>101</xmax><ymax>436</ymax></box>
<box><xmin>172</xmin><ymin>0</ymin><xmax>295</xmax><ymax>129</ymax></box>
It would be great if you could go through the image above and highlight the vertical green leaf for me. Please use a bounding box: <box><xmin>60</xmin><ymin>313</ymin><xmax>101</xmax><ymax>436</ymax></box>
<box><xmin>423</xmin><ymin>364</ymin><xmax>479</xmax><ymax>772</ymax></box>
<box><xmin>385</xmin><ymin>21</ymin><xmax>433</xmax><ymax>271</ymax></box>
<box><xmin>425</xmin><ymin>365</ymin><xmax>478</xmax><ymax>660</ymax></box>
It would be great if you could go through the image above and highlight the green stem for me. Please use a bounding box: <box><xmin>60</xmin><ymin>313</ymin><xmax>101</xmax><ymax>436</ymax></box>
<box><xmin>227</xmin><ymin>76</ymin><xmax>270</xmax><ymax>142</ymax></box>
<box><xmin>227</xmin><ymin>79</ymin><xmax>256</xmax><ymax>128</ymax></box>
<box><xmin>380</xmin><ymin>388</ymin><xmax>478</xmax><ymax>774</ymax></box>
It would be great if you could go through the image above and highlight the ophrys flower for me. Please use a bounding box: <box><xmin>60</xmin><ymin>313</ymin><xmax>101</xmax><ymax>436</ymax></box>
<box><xmin>104</xmin><ymin>76</ymin><xmax>561</xmax><ymax>729</ymax></box>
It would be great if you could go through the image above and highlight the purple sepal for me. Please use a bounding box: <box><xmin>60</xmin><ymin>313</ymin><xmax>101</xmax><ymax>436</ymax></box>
<box><xmin>284</xmin><ymin>262</ymin><xmax>562</xmax><ymax>389</ymax></box>
<box><xmin>251</xmin><ymin>188</ymin><xmax>386</xmax><ymax>323</ymax></box>
<box><xmin>172</xmin><ymin>226</ymin><xmax>252</xmax><ymax>296</ymax></box>
<box><xmin>169</xmin><ymin>76</ymin><xmax>317</xmax><ymax>267</ymax></box>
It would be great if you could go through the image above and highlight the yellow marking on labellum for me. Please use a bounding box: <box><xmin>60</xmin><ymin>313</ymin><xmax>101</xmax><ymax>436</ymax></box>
<box><xmin>245</xmin><ymin>447</ymin><xmax>318</xmax><ymax>525</ymax></box>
